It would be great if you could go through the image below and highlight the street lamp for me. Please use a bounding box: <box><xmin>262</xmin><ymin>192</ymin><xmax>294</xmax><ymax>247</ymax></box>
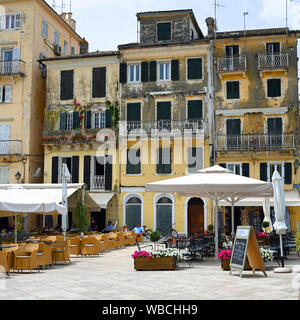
<box><xmin>21</xmin><ymin>154</ymin><xmax>27</xmax><ymax>183</ymax></box>
<box><xmin>294</xmin><ymin>159</ymin><xmax>299</xmax><ymax>175</ymax></box>
<box><xmin>15</xmin><ymin>171</ymin><xmax>22</xmax><ymax>183</ymax></box>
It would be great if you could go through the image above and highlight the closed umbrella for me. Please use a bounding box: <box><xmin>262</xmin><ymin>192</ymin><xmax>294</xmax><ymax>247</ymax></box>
<box><xmin>272</xmin><ymin>170</ymin><xmax>287</xmax><ymax>267</ymax></box>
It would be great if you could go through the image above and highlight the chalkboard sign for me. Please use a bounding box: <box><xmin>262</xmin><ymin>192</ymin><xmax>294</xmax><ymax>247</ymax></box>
<box><xmin>231</xmin><ymin>238</ymin><xmax>247</xmax><ymax>266</ymax></box>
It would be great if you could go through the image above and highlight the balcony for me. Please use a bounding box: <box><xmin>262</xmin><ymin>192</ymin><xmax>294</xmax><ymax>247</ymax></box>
<box><xmin>0</xmin><ymin>140</ymin><xmax>22</xmax><ymax>156</ymax></box>
<box><xmin>215</xmin><ymin>134</ymin><xmax>295</xmax><ymax>151</ymax></box>
<box><xmin>119</xmin><ymin>119</ymin><xmax>204</xmax><ymax>136</ymax></box>
<box><xmin>217</xmin><ymin>56</ymin><xmax>247</xmax><ymax>73</ymax></box>
<box><xmin>258</xmin><ymin>53</ymin><xmax>288</xmax><ymax>70</ymax></box>
<box><xmin>91</xmin><ymin>175</ymin><xmax>105</xmax><ymax>190</ymax></box>
<box><xmin>0</xmin><ymin>60</ymin><xmax>25</xmax><ymax>76</ymax></box>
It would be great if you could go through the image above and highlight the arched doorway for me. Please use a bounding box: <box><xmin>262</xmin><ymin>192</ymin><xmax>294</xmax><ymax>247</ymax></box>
<box><xmin>125</xmin><ymin>196</ymin><xmax>142</xmax><ymax>230</ymax></box>
<box><xmin>188</xmin><ymin>197</ymin><xmax>204</xmax><ymax>234</ymax></box>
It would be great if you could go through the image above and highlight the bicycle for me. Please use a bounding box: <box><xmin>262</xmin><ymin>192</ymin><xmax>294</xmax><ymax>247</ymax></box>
<box><xmin>142</xmin><ymin>225</ymin><xmax>153</xmax><ymax>240</ymax></box>
<box><xmin>156</xmin><ymin>223</ymin><xmax>178</xmax><ymax>240</ymax></box>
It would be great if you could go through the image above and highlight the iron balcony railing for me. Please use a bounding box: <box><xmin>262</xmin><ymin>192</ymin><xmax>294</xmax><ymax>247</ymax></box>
<box><xmin>0</xmin><ymin>140</ymin><xmax>22</xmax><ymax>156</ymax></box>
<box><xmin>0</xmin><ymin>60</ymin><xmax>25</xmax><ymax>76</ymax></box>
<box><xmin>257</xmin><ymin>53</ymin><xmax>288</xmax><ymax>70</ymax></box>
<box><xmin>216</xmin><ymin>134</ymin><xmax>295</xmax><ymax>151</ymax></box>
<box><xmin>217</xmin><ymin>56</ymin><xmax>247</xmax><ymax>73</ymax></box>
<box><xmin>91</xmin><ymin>175</ymin><xmax>105</xmax><ymax>190</ymax></box>
<box><xmin>119</xmin><ymin>119</ymin><xmax>204</xmax><ymax>136</ymax></box>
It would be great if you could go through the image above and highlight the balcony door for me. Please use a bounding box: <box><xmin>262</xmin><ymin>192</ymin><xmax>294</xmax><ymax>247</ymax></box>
<box><xmin>226</xmin><ymin>119</ymin><xmax>241</xmax><ymax>150</ymax></box>
<box><xmin>157</xmin><ymin>101</ymin><xmax>171</xmax><ymax>132</ymax></box>
<box><xmin>267</xmin><ymin>118</ymin><xmax>282</xmax><ymax>149</ymax></box>
<box><xmin>126</xmin><ymin>103</ymin><xmax>141</xmax><ymax>134</ymax></box>
<box><xmin>0</xmin><ymin>124</ymin><xmax>10</xmax><ymax>155</ymax></box>
<box><xmin>3</xmin><ymin>50</ymin><xmax>13</xmax><ymax>74</ymax></box>
<box><xmin>225</xmin><ymin>45</ymin><xmax>239</xmax><ymax>71</ymax></box>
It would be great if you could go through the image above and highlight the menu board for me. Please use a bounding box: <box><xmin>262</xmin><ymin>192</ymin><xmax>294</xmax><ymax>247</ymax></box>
<box><xmin>231</xmin><ymin>238</ymin><xmax>247</xmax><ymax>266</ymax></box>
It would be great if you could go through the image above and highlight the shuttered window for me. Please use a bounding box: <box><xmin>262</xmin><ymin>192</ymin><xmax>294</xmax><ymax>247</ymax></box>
<box><xmin>149</xmin><ymin>61</ymin><xmax>157</xmax><ymax>82</ymax></box>
<box><xmin>267</xmin><ymin>79</ymin><xmax>281</xmax><ymax>97</ymax></box>
<box><xmin>104</xmin><ymin>155</ymin><xmax>112</xmax><ymax>190</ymax></box>
<box><xmin>92</xmin><ymin>67</ymin><xmax>106</xmax><ymax>98</ymax></box>
<box><xmin>0</xmin><ymin>166</ymin><xmax>9</xmax><ymax>184</ymax></box>
<box><xmin>119</xmin><ymin>63</ymin><xmax>127</xmax><ymax>83</ymax></box>
<box><xmin>267</xmin><ymin>118</ymin><xmax>282</xmax><ymax>134</ymax></box>
<box><xmin>226</xmin><ymin>81</ymin><xmax>240</xmax><ymax>99</ymax></box>
<box><xmin>141</xmin><ymin>61</ymin><xmax>149</xmax><ymax>82</ymax></box>
<box><xmin>105</xmin><ymin>109</ymin><xmax>112</xmax><ymax>128</ymax></box>
<box><xmin>127</xmin><ymin>103</ymin><xmax>141</xmax><ymax>121</ymax></box>
<box><xmin>52</xmin><ymin>157</ymin><xmax>59</xmax><ymax>183</ymax></box>
<box><xmin>266</xmin><ymin>42</ymin><xmax>280</xmax><ymax>53</ymax></box>
<box><xmin>60</xmin><ymin>70</ymin><xmax>74</xmax><ymax>100</ymax></box>
<box><xmin>223</xmin><ymin>163</ymin><xmax>249</xmax><ymax>177</ymax></box>
<box><xmin>126</xmin><ymin>149</ymin><xmax>141</xmax><ymax>174</ymax></box>
<box><xmin>157</xmin><ymin>22</ymin><xmax>171</xmax><ymax>41</ymax></box>
<box><xmin>157</xmin><ymin>102</ymin><xmax>171</xmax><ymax>120</ymax></box>
<box><xmin>187</xmin><ymin>58</ymin><xmax>202</xmax><ymax>80</ymax></box>
<box><xmin>71</xmin><ymin>156</ymin><xmax>79</xmax><ymax>183</ymax></box>
<box><xmin>128</xmin><ymin>64</ymin><xmax>140</xmax><ymax>82</ymax></box>
<box><xmin>225</xmin><ymin>45</ymin><xmax>239</xmax><ymax>56</ymax></box>
<box><xmin>84</xmin><ymin>110</ymin><xmax>92</xmax><ymax>129</ymax></box>
<box><xmin>188</xmin><ymin>147</ymin><xmax>203</xmax><ymax>173</ymax></box>
<box><xmin>84</xmin><ymin>156</ymin><xmax>91</xmax><ymax>190</ymax></box>
<box><xmin>260</xmin><ymin>162</ymin><xmax>292</xmax><ymax>184</ymax></box>
<box><xmin>73</xmin><ymin>111</ymin><xmax>79</xmax><ymax>129</ymax></box>
<box><xmin>187</xmin><ymin>100</ymin><xmax>202</xmax><ymax>119</ymax></box>
<box><xmin>171</xmin><ymin>60</ymin><xmax>179</xmax><ymax>81</ymax></box>
<box><xmin>0</xmin><ymin>86</ymin><xmax>13</xmax><ymax>103</ymax></box>
<box><xmin>157</xmin><ymin>148</ymin><xmax>171</xmax><ymax>174</ymax></box>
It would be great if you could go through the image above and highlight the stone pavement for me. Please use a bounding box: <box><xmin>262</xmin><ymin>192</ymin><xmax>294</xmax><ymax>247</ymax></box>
<box><xmin>0</xmin><ymin>243</ymin><xmax>300</xmax><ymax>300</ymax></box>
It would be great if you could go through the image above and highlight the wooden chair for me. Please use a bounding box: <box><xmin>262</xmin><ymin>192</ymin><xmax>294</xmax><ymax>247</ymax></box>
<box><xmin>81</xmin><ymin>237</ymin><xmax>102</xmax><ymax>256</ymax></box>
<box><xmin>36</xmin><ymin>243</ymin><xmax>53</xmax><ymax>269</ymax></box>
<box><xmin>123</xmin><ymin>232</ymin><xmax>136</xmax><ymax>246</ymax></box>
<box><xmin>23</xmin><ymin>243</ymin><xmax>40</xmax><ymax>253</ymax></box>
<box><xmin>92</xmin><ymin>235</ymin><xmax>107</xmax><ymax>252</ymax></box>
<box><xmin>2</xmin><ymin>245</ymin><xmax>19</xmax><ymax>273</ymax></box>
<box><xmin>68</xmin><ymin>237</ymin><xmax>81</xmax><ymax>256</ymax></box>
<box><xmin>52</xmin><ymin>240</ymin><xmax>71</xmax><ymax>264</ymax></box>
<box><xmin>116</xmin><ymin>232</ymin><xmax>126</xmax><ymax>248</ymax></box>
<box><xmin>107</xmin><ymin>232</ymin><xmax>118</xmax><ymax>249</ymax></box>
<box><xmin>13</xmin><ymin>248</ymin><xmax>39</xmax><ymax>273</ymax></box>
<box><xmin>43</xmin><ymin>236</ymin><xmax>57</xmax><ymax>243</ymax></box>
<box><xmin>0</xmin><ymin>251</ymin><xmax>10</xmax><ymax>275</ymax></box>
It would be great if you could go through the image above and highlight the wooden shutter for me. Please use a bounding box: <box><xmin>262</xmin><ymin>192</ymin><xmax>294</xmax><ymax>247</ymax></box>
<box><xmin>226</xmin><ymin>119</ymin><xmax>241</xmax><ymax>135</ymax></box>
<box><xmin>59</xmin><ymin>112</ymin><xmax>67</xmax><ymax>130</ymax></box>
<box><xmin>105</xmin><ymin>109</ymin><xmax>112</xmax><ymax>128</ymax></box>
<box><xmin>126</xmin><ymin>149</ymin><xmax>141</xmax><ymax>174</ymax></box>
<box><xmin>92</xmin><ymin>67</ymin><xmax>106</xmax><ymax>98</ymax></box>
<box><xmin>157</xmin><ymin>101</ymin><xmax>171</xmax><ymax>120</ymax></box>
<box><xmin>149</xmin><ymin>61</ymin><xmax>157</xmax><ymax>82</ymax></box>
<box><xmin>60</xmin><ymin>70</ymin><xmax>74</xmax><ymax>100</ymax></box>
<box><xmin>4</xmin><ymin>86</ymin><xmax>12</xmax><ymax>103</ymax></box>
<box><xmin>187</xmin><ymin>58</ymin><xmax>202</xmax><ymax>80</ymax></box>
<box><xmin>164</xmin><ymin>148</ymin><xmax>171</xmax><ymax>174</ymax></box>
<box><xmin>227</xmin><ymin>81</ymin><xmax>240</xmax><ymax>99</ymax></box>
<box><xmin>188</xmin><ymin>100</ymin><xmax>203</xmax><ymax>119</ymax></box>
<box><xmin>127</xmin><ymin>103</ymin><xmax>141</xmax><ymax>121</ymax></box>
<box><xmin>84</xmin><ymin>110</ymin><xmax>92</xmax><ymax>129</ymax></box>
<box><xmin>71</xmin><ymin>156</ymin><xmax>79</xmax><ymax>183</ymax></box>
<box><xmin>242</xmin><ymin>163</ymin><xmax>250</xmax><ymax>177</ymax></box>
<box><xmin>260</xmin><ymin>163</ymin><xmax>268</xmax><ymax>182</ymax></box>
<box><xmin>219</xmin><ymin>163</ymin><xmax>226</xmax><ymax>168</ymax></box>
<box><xmin>156</xmin><ymin>148</ymin><xmax>164</xmax><ymax>174</ymax></box>
<box><xmin>284</xmin><ymin>162</ymin><xmax>292</xmax><ymax>184</ymax></box>
<box><xmin>267</xmin><ymin>118</ymin><xmax>282</xmax><ymax>134</ymax></box>
<box><xmin>105</xmin><ymin>155</ymin><xmax>112</xmax><ymax>190</ymax></box>
<box><xmin>52</xmin><ymin>157</ymin><xmax>59</xmax><ymax>183</ymax></box>
<box><xmin>119</xmin><ymin>63</ymin><xmax>127</xmax><ymax>83</ymax></box>
<box><xmin>157</xmin><ymin>22</ymin><xmax>171</xmax><ymax>41</ymax></box>
<box><xmin>84</xmin><ymin>156</ymin><xmax>91</xmax><ymax>190</ymax></box>
<box><xmin>171</xmin><ymin>60</ymin><xmax>179</xmax><ymax>81</ymax></box>
<box><xmin>141</xmin><ymin>61</ymin><xmax>149</xmax><ymax>82</ymax></box>
<box><xmin>267</xmin><ymin>79</ymin><xmax>281</xmax><ymax>97</ymax></box>
<box><xmin>73</xmin><ymin>111</ymin><xmax>79</xmax><ymax>129</ymax></box>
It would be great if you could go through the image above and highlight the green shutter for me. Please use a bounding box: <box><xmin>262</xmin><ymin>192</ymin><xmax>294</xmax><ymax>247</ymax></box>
<box><xmin>149</xmin><ymin>61</ymin><xmax>157</xmax><ymax>82</ymax></box>
<box><xmin>157</xmin><ymin>22</ymin><xmax>171</xmax><ymax>41</ymax></box>
<box><xmin>226</xmin><ymin>119</ymin><xmax>241</xmax><ymax>135</ymax></box>
<box><xmin>73</xmin><ymin>111</ymin><xmax>79</xmax><ymax>129</ymax></box>
<box><xmin>127</xmin><ymin>103</ymin><xmax>141</xmax><ymax>121</ymax></box>
<box><xmin>59</xmin><ymin>112</ymin><xmax>67</xmax><ymax>130</ymax></box>
<box><xmin>163</xmin><ymin>148</ymin><xmax>171</xmax><ymax>174</ymax></box>
<box><xmin>242</xmin><ymin>163</ymin><xmax>250</xmax><ymax>177</ymax></box>
<box><xmin>126</xmin><ymin>149</ymin><xmax>141</xmax><ymax>174</ymax></box>
<box><xmin>141</xmin><ymin>61</ymin><xmax>149</xmax><ymax>82</ymax></box>
<box><xmin>260</xmin><ymin>163</ymin><xmax>268</xmax><ymax>182</ymax></box>
<box><xmin>187</xmin><ymin>58</ymin><xmax>202</xmax><ymax>80</ymax></box>
<box><xmin>267</xmin><ymin>79</ymin><xmax>281</xmax><ymax>97</ymax></box>
<box><xmin>105</xmin><ymin>109</ymin><xmax>112</xmax><ymax>128</ymax></box>
<box><xmin>284</xmin><ymin>162</ymin><xmax>292</xmax><ymax>184</ymax></box>
<box><xmin>219</xmin><ymin>163</ymin><xmax>226</xmax><ymax>168</ymax></box>
<box><xmin>156</xmin><ymin>148</ymin><xmax>164</xmax><ymax>174</ymax></box>
<box><xmin>171</xmin><ymin>60</ymin><xmax>179</xmax><ymax>81</ymax></box>
<box><xmin>84</xmin><ymin>111</ymin><xmax>91</xmax><ymax>129</ymax></box>
<box><xmin>227</xmin><ymin>81</ymin><xmax>240</xmax><ymax>99</ymax></box>
<box><xmin>119</xmin><ymin>63</ymin><xmax>127</xmax><ymax>83</ymax></box>
<box><xmin>157</xmin><ymin>102</ymin><xmax>171</xmax><ymax>120</ymax></box>
<box><xmin>188</xmin><ymin>100</ymin><xmax>203</xmax><ymax>119</ymax></box>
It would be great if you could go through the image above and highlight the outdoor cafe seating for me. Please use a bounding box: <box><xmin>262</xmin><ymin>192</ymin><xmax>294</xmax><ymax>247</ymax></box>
<box><xmin>52</xmin><ymin>240</ymin><xmax>71</xmax><ymax>264</ymax></box>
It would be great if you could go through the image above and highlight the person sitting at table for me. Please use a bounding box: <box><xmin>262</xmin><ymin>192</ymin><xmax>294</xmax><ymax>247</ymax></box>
<box><xmin>42</xmin><ymin>225</ymin><xmax>51</xmax><ymax>233</ymax></box>
<box><xmin>132</xmin><ymin>223</ymin><xmax>144</xmax><ymax>237</ymax></box>
<box><xmin>0</xmin><ymin>229</ymin><xmax>8</xmax><ymax>239</ymax></box>
<box><xmin>89</xmin><ymin>218</ymin><xmax>98</xmax><ymax>232</ymax></box>
<box><xmin>54</xmin><ymin>223</ymin><xmax>62</xmax><ymax>233</ymax></box>
<box><xmin>121</xmin><ymin>224</ymin><xmax>128</xmax><ymax>232</ymax></box>
<box><xmin>103</xmin><ymin>220</ymin><xmax>114</xmax><ymax>233</ymax></box>
<box><xmin>69</xmin><ymin>222</ymin><xmax>76</xmax><ymax>232</ymax></box>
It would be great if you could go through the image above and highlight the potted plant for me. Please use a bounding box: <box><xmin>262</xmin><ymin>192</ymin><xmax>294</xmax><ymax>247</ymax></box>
<box><xmin>74</xmin><ymin>201</ymin><xmax>89</xmax><ymax>236</ymax></box>
<box><xmin>262</xmin><ymin>221</ymin><xmax>272</xmax><ymax>234</ymax></box>
<box><xmin>259</xmin><ymin>247</ymin><xmax>273</xmax><ymax>263</ymax></box>
<box><xmin>149</xmin><ymin>230</ymin><xmax>161</xmax><ymax>251</ymax></box>
<box><xmin>207</xmin><ymin>224</ymin><xmax>214</xmax><ymax>234</ymax></box>
<box><xmin>217</xmin><ymin>249</ymin><xmax>232</xmax><ymax>270</ymax></box>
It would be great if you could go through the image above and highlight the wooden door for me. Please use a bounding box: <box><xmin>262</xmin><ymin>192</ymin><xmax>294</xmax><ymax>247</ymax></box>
<box><xmin>188</xmin><ymin>200</ymin><xmax>204</xmax><ymax>234</ymax></box>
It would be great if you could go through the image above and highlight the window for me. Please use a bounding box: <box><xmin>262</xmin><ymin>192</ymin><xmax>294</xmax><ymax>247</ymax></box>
<box><xmin>92</xmin><ymin>67</ymin><xmax>106</xmax><ymax>98</ymax></box>
<box><xmin>187</xmin><ymin>100</ymin><xmax>202</xmax><ymax>119</ymax></box>
<box><xmin>267</xmin><ymin>79</ymin><xmax>281</xmax><ymax>98</ymax></box>
<box><xmin>267</xmin><ymin>117</ymin><xmax>283</xmax><ymax>148</ymax></box>
<box><xmin>225</xmin><ymin>45</ymin><xmax>239</xmax><ymax>57</ymax></box>
<box><xmin>66</xmin><ymin>113</ymin><xmax>73</xmax><ymax>130</ymax></box>
<box><xmin>156</xmin><ymin>196</ymin><xmax>172</xmax><ymax>231</ymax></box>
<box><xmin>126</xmin><ymin>196</ymin><xmax>142</xmax><ymax>230</ymax></box>
<box><xmin>0</xmin><ymin>167</ymin><xmax>9</xmax><ymax>184</ymax></box>
<box><xmin>226</xmin><ymin>118</ymin><xmax>241</xmax><ymax>150</ymax></box>
<box><xmin>0</xmin><ymin>86</ymin><xmax>13</xmax><ymax>103</ymax></box>
<box><xmin>219</xmin><ymin>163</ymin><xmax>249</xmax><ymax>177</ymax></box>
<box><xmin>5</xmin><ymin>13</ymin><xmax>21</xmax><ymax>30</ymax></box>
<box><xmin>157</xmin><ymin>148</ymin><xmax>171</xmax><ymax>174</ymax></box>
<box><xmin>42</xmin><ymin>20</ymin><xmax>48</xmax><ymax>38</ymax></box>
<box><xmin>71</xmin><ymin>46</ymin><xmax>76</xmax><ymax>55</ymax></box>
<box><xmin>260</xmin><ymin>162</ymin><xmax>292</xmax><ymax>184</ymax></box>
<box><xmin>0</xmin><ymin>125</ymin><xmax>10</xmax><ymax>155</ymax></box>
<box><xmin>266</xmin><ymin>42</ymin><xmax>280</xmax><ymax>53</ymax></box>
<box><xmin>158</xmin><ymin>62</ymin><xmax>170</xmax><ymax>81</ymax></box>
<box><xmin>59</xmin><ymin>112</ymin><xmax>79</xmax><ymax>130</ymax></box>
<box><xmin>157</xmin><ymin>22</ymin><xmax>171</xmax><ymax>41</ymax></box>
<box><xmin>64</xmin><ymin>41</ymin><xmax>68</xmax><ymax>55</ymax></box>
<box><xmin>58</xmin><ymin>157</ymin><xmax>73</xmax><ymax>183</ymax></box>
<box><xmin>60</xmin><ymin>70</ymin><xmax>74</xmax><ymax>100</ymax></box>
<box><xmin>91</xmin><ymin>157</ymin><xmax>105</xmax><ymax>190</ymax></box>
<box><xmin>126</xmin><ymin>149</ymin><xmax>141</xmax><ymax>174</ymax></box>
<box><xmin>226</xmin><ymin>81</ymin><xmax>240</xmax><ymax>99</ymax></box>
<box><xmin>54</xmin><ymin>31</ymin><xmax>60</xmax><ymax>45</ymax></box>
<box><xmin>93</xmin><ymin>112</ymin><xmax>105</xmax><ymax>129</ymax></box>
<box><xmin>128</xmin><ymin>64</ymin><xmax>140</xmax><ymax>82</ymax></box>
<box><xmin>187</xmin><ymin>58</ymin><xmax>202</xmax><ymax>80</ymax></box>
<box><xmin>187</xmin><ymin>147</ymin><xmax>203</xmax><ymax>174</ymax></box>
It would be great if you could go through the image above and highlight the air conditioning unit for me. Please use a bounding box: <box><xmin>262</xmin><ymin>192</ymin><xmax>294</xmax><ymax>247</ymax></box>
<box><xmin>54</xmin><ymin>44</ymin><xmax>62</xmax><ymax>55</ymax></box>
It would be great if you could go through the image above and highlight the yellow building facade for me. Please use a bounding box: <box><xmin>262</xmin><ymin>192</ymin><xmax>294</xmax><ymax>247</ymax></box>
<box><xmin>212</xmin><ymin>25</ymin><xmax>300</xmax><ymax>233</ymax></box>
<box><xmin>42</xmin><ymin>52</ymin><xmax>120</xmax><ymax>230</ymax></box>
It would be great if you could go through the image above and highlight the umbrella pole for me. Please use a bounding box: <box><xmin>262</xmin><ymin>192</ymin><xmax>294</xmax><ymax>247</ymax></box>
<box><xmin>231</xmin><ymin>196</ymin><xmax>235</xmax><ymax>239</ymax></box>
<box><xmin>279</xmin><ymin>234</ymin><xmax>284</xmax><ymax>268</ymax></box>
<box><xmin>214</xmin><ymin>197</ymin><xmax>219</xmax><ymax>260</ymax></box>
<box><xmin>15</xmin><ymin>215</ymin><xmax>17</xmax><ymax>244</ymax></box>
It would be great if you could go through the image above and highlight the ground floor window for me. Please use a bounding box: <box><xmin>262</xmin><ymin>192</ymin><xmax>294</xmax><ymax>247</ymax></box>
<box><xmin>156</xmin><ymin>196</ymin><xmax>173</xmax><ymax>231</ymax></box>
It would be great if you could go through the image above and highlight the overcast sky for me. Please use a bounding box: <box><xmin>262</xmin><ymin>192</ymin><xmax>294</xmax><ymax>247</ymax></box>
<box><xmin>47</xmin><ymin>0</ymin><xmax>300</xmax><ymax>51</ymax></box>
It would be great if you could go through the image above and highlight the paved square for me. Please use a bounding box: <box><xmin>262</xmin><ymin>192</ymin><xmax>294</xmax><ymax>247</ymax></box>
<box><xmin>1</xmin><ymin>243</ymin><xmax>300</xmax><ymax>300</ymax></box>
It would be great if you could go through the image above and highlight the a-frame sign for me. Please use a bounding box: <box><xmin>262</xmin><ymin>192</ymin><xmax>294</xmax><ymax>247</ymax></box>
<box><xmin>229</xmin><ymin>226</ymin><xmax>267</xmax><ymax>278</ymax></box>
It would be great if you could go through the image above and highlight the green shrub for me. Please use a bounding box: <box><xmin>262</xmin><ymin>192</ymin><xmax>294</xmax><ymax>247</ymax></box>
<box><xmin>262</xmin><ymin>221</ymin><xmax>270</xmax><ymax>228</ymax></box>
<box><xmin>150</xmin><ymin>231</ymin><xmax>161</xmax><ymax>243</ymax></box>
<box><xmin>74</xmin><ymin>201</ymin><xmax>89</xmax><ymax>233</ymax></box>
<box><xmin>296</xmin><ymin>228</ymin><xmax>300</xmax><ymax>258</ymax></box>
<box><xmin>208</xmin><ymin>224</ymin><xmax>214</xmax><ymax>232</ymax></box>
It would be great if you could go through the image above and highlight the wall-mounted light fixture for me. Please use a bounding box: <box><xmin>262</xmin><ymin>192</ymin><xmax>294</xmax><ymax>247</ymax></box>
<box><xmin>15</xmin><ymin>171</ymin><xmax>22</xmax><ymax>184</ymax></box>
<box><xmin>294</xmin><ymin>159</ymin><xmax>299</xmax><ymax>175</ymax></box>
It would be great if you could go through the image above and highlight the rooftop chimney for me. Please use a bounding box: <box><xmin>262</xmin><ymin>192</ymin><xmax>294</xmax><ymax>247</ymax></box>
<box><xmin>79</xmin><ymin>38</ymin><xmax>89</xmax><ymax>54</ymax></box>
<box><xmin>205</xmin><ymin>17</ymin><xmax>215</xmax><ymax>39</ymax></box>
<box><xmin>60</xmin><ymin>12</ymin><xmax>67</xmax><ymax>21</ymax></box>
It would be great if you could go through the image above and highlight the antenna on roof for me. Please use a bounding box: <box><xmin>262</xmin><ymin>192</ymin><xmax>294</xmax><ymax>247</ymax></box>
<box><xmin>213</xmin><ymin>0</ymin><xmax>224</xmax><ymax>36</ymax></box>
<box><xmin>52</xmin><ymin>0</ymin><xmax>69</xmax><ymax>13</ymax></box>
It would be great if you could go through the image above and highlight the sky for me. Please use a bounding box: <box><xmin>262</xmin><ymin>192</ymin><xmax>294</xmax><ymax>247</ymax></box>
<box><xmin>47</xmin><ymin>0</ymin><xmax>300</xmax><ymax>52</ymax></box>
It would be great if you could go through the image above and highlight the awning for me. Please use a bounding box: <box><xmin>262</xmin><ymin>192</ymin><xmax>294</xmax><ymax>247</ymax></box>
<box><xmin>88</xmin><ymin>192</ymin><xmax>114</xmax><ymax>209</ymax></box>
<box><xmin>219</xmin><ymin>190</ymin><xmax>300</xmax><ymax>207</ymax></box>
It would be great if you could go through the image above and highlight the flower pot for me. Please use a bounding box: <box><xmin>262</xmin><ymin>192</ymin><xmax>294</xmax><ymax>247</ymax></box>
<box><xmin>221</xmin><ymin>258</ymin><xmax>231</xmax><ymax>271</ymax></box>
<box><xmin>134</xmin><ymin>257</ymin><xmax>176</xmax><ymax>271</ymax></box>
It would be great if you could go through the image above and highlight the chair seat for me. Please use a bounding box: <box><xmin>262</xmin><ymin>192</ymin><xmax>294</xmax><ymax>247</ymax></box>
<box><xmin>53</xmin><ymin>249</ymin><xmax>65</xmax><ymax>252</ymax></box>
<box><xmin>16</xmin><ymin>256</ymin><xmax>30</xmax><ymax>259</ymax></box>
<box><xmin>69</xmin><ymin>245</ymin><xmax>78</xmax><ymax>247</ymax></box>
<box><xmin>36</xmin><ymin>253</ymin><xmax>44</xmax><ymax>256</ymax></box>
<box><xmin>83</xmin><ymin>244</ymin><xmax>94</xmax><ymax>247</ymax></box>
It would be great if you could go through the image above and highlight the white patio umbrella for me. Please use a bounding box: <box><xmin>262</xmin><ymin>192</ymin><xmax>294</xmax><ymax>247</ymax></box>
<box><xmin>146</xmin><ymin>165</ymin><xmax>273</xmax><ymax>259</ymax></box>
<box><xmin>272</xmin><ymin>170</ymin><xmax>287</xmax><ymax>268</ymax></box>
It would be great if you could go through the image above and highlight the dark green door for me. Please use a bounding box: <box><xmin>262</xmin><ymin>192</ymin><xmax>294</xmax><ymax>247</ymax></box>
<box><xmin>226</xmin><ymin>119</ymin><xmax>241</xmax><ymax>150</ymax></box>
